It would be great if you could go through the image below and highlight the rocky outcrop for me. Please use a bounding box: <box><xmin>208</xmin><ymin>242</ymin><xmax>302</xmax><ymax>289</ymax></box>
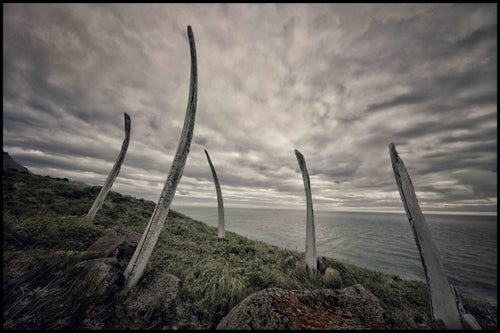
<box><xmin>324</xmin><ymin>267</ymin><xmax>342</xmax><ymax>285</ymax></box>
<box><xmin>217</xmin><ymin>284</ymin><xmax>387</xmax><ymax>330</ymax></box>
<box><xmin>70</xmin><ymin>227</ymin><xmax>142</xmax><ymax>300</ymax></box>
<box><xmin>3</xmin><ymin>151</ymin><xmax>29</xmax><ymax>173</ymax></box>
<box><xmin>72</xmin><ymin>257</ymin><xmax>124</xmax><ymax>297</ymax></box>
<box><xmin>86</xmin><ymin>226</ymin><xmax>141</xmax><ymax>267</ymax></box>
<box><xmin>69</xmin><ymin>227</ymin><xmax>192</xmax><ymax>329</ymax></box>
<box><xmin>123</xmin><ymin>269</ymin><xmax>182</xmax><ymax>324</ymax></box>
<box><xmin>64</xmin><ymin>227</ymin><xmax>140</xmax><ymax>328</ymax></box>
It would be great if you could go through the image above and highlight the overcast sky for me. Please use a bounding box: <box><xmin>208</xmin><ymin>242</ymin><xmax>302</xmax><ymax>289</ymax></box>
<box><xmin>3</xmin><ymin>3</ymin><xmax>497</xmax><ymax>215</ymax></box>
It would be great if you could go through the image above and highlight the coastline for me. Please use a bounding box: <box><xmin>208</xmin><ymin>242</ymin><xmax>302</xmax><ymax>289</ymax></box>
<box><xmin>3</xmin><ymin>170</ymin><xmax>497</xmax><ymax>329</ymax></box>
<box><xmin>173</xmin><ymin>204</ymin><xmax>497</xmax><ymax>307</ymax></box>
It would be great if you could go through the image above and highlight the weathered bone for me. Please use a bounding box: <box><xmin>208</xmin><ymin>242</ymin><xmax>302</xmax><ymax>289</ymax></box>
<box><xmin>294</xmin><ymin>149</ymin><xmax>317</xmax><ymax>275</ymax></box>
<box><xmin>389</xmin><ymin>143</ymin><xmax>464</xmax><ymax>329</ymax></box>
<box><xmin>123</xmin><ymin>26</ymin><xmax>197</xmax><ymax>293</ymax></box>
<box><xmin>204</xmin><ymin>149</ymin><xmax>225</xmax><ymax>239</ymax></box>
<box><xmin>86</xmin><ymin>112</ymin><xmax>131</xmax><ymax>222</ymax></box>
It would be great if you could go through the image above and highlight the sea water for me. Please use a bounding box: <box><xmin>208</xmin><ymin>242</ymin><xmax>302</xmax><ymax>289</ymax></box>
<box><xmin>173</xmin><ymin>205</ymin><xmax>497</xmax><ymax>305</ymax></box>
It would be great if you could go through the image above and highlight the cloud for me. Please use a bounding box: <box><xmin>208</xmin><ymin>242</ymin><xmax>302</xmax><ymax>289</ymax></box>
<box><xmin>3</xmin><ymin>3</ymin><xmax>497</xmax><ymax>215</ymax></box>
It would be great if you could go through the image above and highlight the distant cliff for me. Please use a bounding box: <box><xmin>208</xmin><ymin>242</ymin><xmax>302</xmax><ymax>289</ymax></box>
<box><xmin>3</xmin><ymin>151</ymin><xmax>30</xmax><ymax>173</ymax></box>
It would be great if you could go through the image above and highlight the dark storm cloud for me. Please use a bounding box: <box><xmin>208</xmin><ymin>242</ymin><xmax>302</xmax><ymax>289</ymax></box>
<box><xmin>440</xmin><ymin>126</ymin><xmax>497</xmax><ymax>144</ymax></box>
<box><xmin>366</xmin><ymin>68</ymin><xmax>497</xmax><ymax>114</ymax></box>
<box><xmin>3</xmin><ymin>3</ymin><xmax>497</xmax><ymax>214</ymax></box>
<box><xmin>446</xmin><ymin>22</ymin><xmax>497</xmax><ymax>55</ymax></box>
<box><xmin>422</xmin><ymin>142</ymin><xmax>497</xmax><ymax>173</ymax></box>
<box><xmin>308</xmin><ymin>158</ymin><xmax>362</xmax><ymax>182</ymax></box>
<box><xmin>392</xmin><ymin>111</ymin><xmax>497</xmax><ymax>141</ymax></box>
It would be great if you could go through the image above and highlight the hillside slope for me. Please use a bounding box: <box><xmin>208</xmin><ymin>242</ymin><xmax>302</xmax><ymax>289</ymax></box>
<box><xmin>2</xmin><ymin>169</ymin><xmax>497</xmax><ymax>329</ymax></box>
<box><xmin>3</xmin><ymin>151</ymin><xmax>30</xmax><ymax>173</ymax></box>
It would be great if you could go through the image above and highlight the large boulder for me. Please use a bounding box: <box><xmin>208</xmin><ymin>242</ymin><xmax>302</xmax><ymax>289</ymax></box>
<box><xmin>123</xmin><ymin>269</ymin><xmax>182</xmax><ymax>325</ymax></box>
<box><xmin>66</xmin><ymin>227</ymin><xmax>195</xmax><ymax>329</ymax></box>
<box><xmin>324</xmin><ymin>267</ymin><xmax>342</xmax><ymax>286</ymax></box>
<box><xmin>217</xmin><ymin>284</ymin><xmax>386</xmax><ymax>330</ymax></box>
<box><xmin>86</xmin><ymin>226</ymin><xmax>141</xmax><ymax>267</ymax></box>
<box><xmin>68</xmin><ymin>226</ymin><xmax>209</xmax><ymax>329</ymax></box>
<box><xmin>72</xmin><ymin>257</ymin><xmax>124</xmax><ymax>299</ymax></box>
<box><xmin>70</xmin><ymin>257</ymin><xmax>125</xmax><ymax>329</ymax></box>
<box><xmin>70</xmin><ymin>226</ymin><xmax>141</xmax><ymax>298</ymax></box>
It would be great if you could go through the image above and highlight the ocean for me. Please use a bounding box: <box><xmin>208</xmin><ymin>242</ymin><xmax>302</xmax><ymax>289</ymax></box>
<box><xmin>172</xmin><ymin>205</ymin><xmax>497</xmax><ymax>305</ymax></box>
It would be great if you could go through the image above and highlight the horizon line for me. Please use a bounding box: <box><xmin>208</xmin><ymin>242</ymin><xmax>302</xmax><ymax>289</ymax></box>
<box><xmin>172</xmin><ymin>203</ymin><xmax>498</xmax><ymax>217</ymax></box>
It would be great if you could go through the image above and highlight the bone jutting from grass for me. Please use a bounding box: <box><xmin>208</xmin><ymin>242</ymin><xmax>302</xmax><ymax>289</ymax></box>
<box><xmin>204</xmin><ymin>149</ymin><xmax>225</xmax><ymax>239</ymax></box>
<box><xmin>294</xmin><ymin>149</ymin><xmax>317</xmax><ymax>276</ymax></box>
<box><xmin>123</xmin><ymin>25</ymin><xmax>198</xmax><ymax>293</ymax></box>
<box><xmin>389</xmin><ymin>143</ymin><xmax>480</xmax><ymax>330</ymax></box>
<box><xmin>86</xmin><ymin>112</ymin><xmax>131</xmax><ymax>223</ymax></box>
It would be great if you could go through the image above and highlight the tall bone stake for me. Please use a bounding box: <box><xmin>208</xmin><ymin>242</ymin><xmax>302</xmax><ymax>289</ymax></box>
<box><xmin>294</xmin><ymin>149</ymin><xmax>317</xmax><ymax>275</ymax></box>
<box><xmin>86</xmin><ymin>112</ymin><xmax>131</xmax><ymax>222</ymax></box>
<box><xmin>389</xmin><ymin>143</ymin><xmax>464</xmax><ymax>329</ymax></box>
<box><xmin>204</xmin><ymin>149</ymin><xmax>225</xmax><ymax>239</ymax></box>
<box><xmin>123</xmin><ymin>26</ymin><xmax>197</xmax><ymax>293</ymax></box>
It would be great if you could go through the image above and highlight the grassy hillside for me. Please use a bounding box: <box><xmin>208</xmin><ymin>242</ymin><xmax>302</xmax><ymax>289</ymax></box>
<box><xmin>2</xmin><ymin>169</ymin><xmax>497</xmax><ymax>329</ymax></box>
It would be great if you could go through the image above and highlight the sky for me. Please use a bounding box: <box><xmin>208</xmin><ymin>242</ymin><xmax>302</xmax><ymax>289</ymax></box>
<box><xmin>3</xmin><ymin>3</ymin><xmax>497</xmax><ymax>215</ymax></box>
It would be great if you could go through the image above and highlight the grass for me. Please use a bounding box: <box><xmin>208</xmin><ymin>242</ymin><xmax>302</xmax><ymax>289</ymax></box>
<box><xmin>2</xmin><ymin>169</ymin><xmax>497</xmax><ymax>329</ymax></box>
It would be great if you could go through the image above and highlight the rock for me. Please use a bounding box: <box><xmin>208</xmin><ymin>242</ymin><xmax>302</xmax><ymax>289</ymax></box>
<box><xmin>335</xmin><ymin>283</ymin><xmax>385</xmax><ymax>326</ymax></box>
<box><xmin>72</xmin><ymin>257</ymin><xmax>124</xmax><ymax>299</ymax></box>
<box><xmin>324</xmin><ymin>267</ymin><xmax>342</xmax><ymax>286</ymax></box>
<box><xmin>68</xmin><ymin>226</ymin><xmax>141</xmax><ymax>299</ymax></box>
<box><xmin>216</xmin><ymin>284</ymin><xmax>386</xmax><ymax>330</ymax></box>
<box><xmin>123</xmin><ymin>269</ymin><xmax>182</xmax><ymax>324</ymax></box>
<box><xmin>70</xmin><ymin>257</ymin><xmax>125</xmax><ymax>329</ymax></box>
<box><xmin>86</xmin><ymin>226</ymin><xmax>141</xmax><ymax>267</ymax></box>
<box><xmin>463</xmin><ymin>313</ymin><xmax>482</xmax><ymax>330</ymax></box>
<box><xmin>66</xmin><ymin>227</ymin><xmax>207</xmax><ymax>329</ymax></box>
<box><xmin>67</xmin><ymin>227</ymin><xmax>191</xmax><ymax>329</ymax></box>
<box><xmin>317</xmin><ymin>257</ymin><xmax>327</xmax><ymax>274</ymax></box>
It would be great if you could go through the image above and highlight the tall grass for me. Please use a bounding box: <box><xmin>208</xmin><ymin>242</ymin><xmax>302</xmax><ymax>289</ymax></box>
<box><xmin>147</xmin><ymin>211</ymin><xmax>435</xmax><ymax>329</ymax></box>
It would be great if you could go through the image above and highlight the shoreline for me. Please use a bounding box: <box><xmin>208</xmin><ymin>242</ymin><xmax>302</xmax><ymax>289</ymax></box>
<box><xmin>174</xmin><ymin>204</ymin><xmax>497</xmax><ymax>307</ymax></box>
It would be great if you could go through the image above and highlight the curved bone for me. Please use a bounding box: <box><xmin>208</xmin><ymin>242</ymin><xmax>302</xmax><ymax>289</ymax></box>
<box><xmin>123</xmin><ymin>26</ymin><xmax>197</xmax><ymax>293</ymax></box>
<box><xmin>294</xmin><ymin>149</ymin><xmax>317</xmax><ymax>275</ymax></box>
<box><xmin>86</xmin><ymin>112</ymin><xmax>131</xmax><ymax>222</ymax></box>
<box><xmin>389</xmin><ymin>143</ymin><xmax>464</xmax><ymax>329</ymax></box>
<box><xmin>204</xmin><ymin>149</ymin><xmax>225</xmax><ymax>239</ymax></box>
